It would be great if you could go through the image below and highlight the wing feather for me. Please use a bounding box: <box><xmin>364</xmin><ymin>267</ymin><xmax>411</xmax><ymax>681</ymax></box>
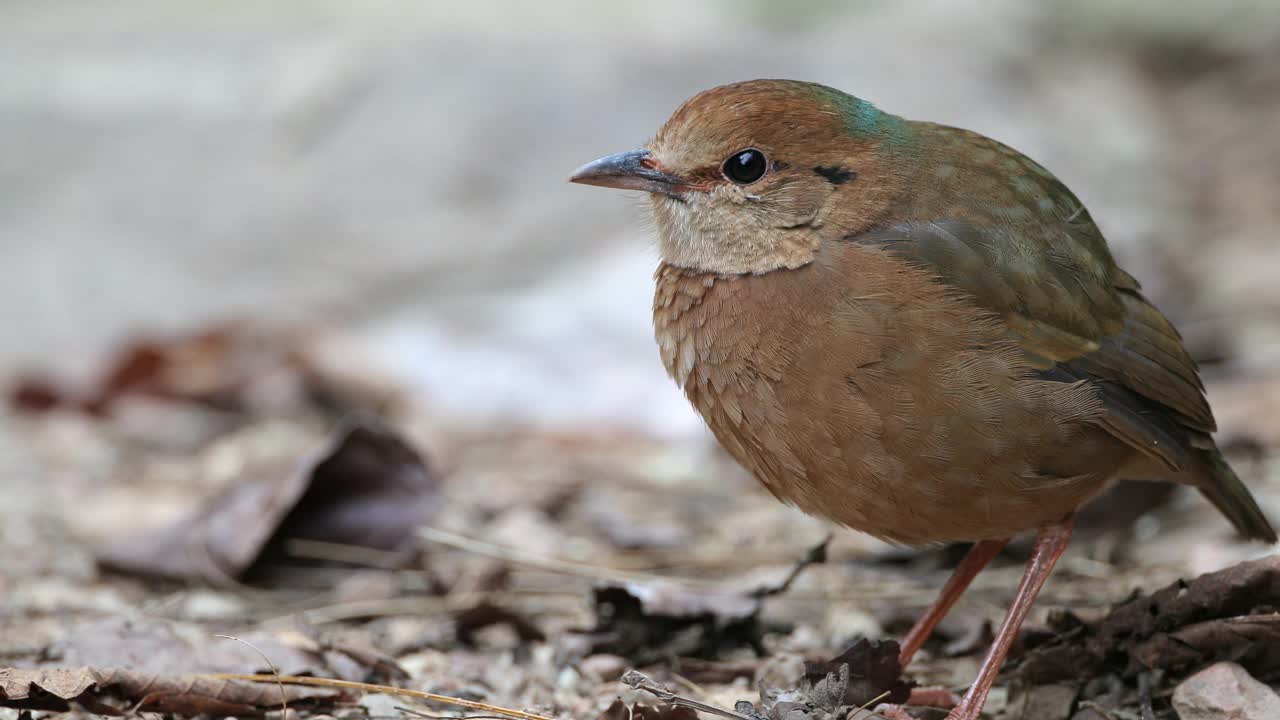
<box><xmin>851</xmin><ymin>218</ymin><xmax>1212</xmax><ymax>470</ymax></box>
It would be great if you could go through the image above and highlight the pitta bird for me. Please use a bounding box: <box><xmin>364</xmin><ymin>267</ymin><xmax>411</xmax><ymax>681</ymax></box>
<box><xmin>570</xmin><ymin>79</ymin><xmax>1275</xmax><ymax>720</ymax></box>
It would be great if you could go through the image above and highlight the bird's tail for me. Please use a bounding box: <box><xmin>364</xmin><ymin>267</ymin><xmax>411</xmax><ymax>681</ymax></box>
<box><xmin>1196</xmin><ymin>450</ymin><xmax>1277</xmax><ymax>543</ymax></box>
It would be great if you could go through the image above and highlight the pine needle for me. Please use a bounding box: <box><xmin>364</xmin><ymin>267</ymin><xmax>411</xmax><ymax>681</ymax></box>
<box><xmin>208</xmin><ymin>673</ymin><xmax>554</xmax><ymax>720</ymax></box>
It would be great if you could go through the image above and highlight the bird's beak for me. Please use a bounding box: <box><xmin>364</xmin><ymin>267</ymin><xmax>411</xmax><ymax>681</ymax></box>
<box><xmin>569</xmin><ymin>149</ymin><xmax>685</xmax><ymax>199</ymax></box>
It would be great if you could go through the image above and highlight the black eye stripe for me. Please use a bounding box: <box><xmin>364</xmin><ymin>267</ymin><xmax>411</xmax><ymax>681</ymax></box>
<box><xmin>813</xmin><ymin>165</ymin><xmax>855</xmax><ymax>185</ymax></box>
<box><xmin>722</xmin><ymin>148</ymin><xmax>769</xmax><ymax>185</ymax></box>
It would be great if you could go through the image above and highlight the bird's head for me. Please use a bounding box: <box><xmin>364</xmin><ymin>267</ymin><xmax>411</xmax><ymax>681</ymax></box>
<box><xmin>571</xmin><ymin>79</ymin><xmax>917</xmax><ymax>274</ymax></box>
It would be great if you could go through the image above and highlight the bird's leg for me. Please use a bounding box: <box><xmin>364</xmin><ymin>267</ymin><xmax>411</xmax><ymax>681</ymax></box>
<box><xmin>945</xmin><ymin>518</ymin><xmax>1073</xmax><ymax>720</ymax></box>
<box><xmin>898</xmin><ymin>538</ymin><xmax>1008</xmax><ymax>668</ymax></box>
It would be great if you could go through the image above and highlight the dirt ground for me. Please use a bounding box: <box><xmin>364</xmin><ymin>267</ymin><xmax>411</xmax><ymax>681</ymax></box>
<box><xmin>3</xmin><ymin>2</ymin><xmax>1280</xmax><ymax>719</ymax></box>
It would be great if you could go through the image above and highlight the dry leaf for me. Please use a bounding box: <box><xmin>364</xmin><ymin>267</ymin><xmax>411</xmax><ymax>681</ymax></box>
<box><xmin>575</xmin><ymin>581</ymin><xmax>764</xmax><ymax>664</ymax></box>
<box><xmin>803</xmin><ymin>638</ymin><xmax>913</xmax><ymax>708</ymax></box>
<box><xmin>1015</xmin><ymin>555</ymin><xmax>1280</xmax><ymax>683</ymax></box>
<box><xmin>97</xmin><ymin>421</ymin><xmax>436</xmax><ymax>583</ymax></box>
<box><xmin>0</xmin><ymin>667</ymin><xmax>344</xmax><ymax>716</ymax></box>
<box><xmin>46</xmin><ymin>617</ymin><xmax>320</xmax><ymax>676</ymax></box>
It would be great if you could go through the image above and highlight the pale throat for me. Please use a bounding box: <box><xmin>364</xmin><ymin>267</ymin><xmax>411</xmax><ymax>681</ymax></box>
<box><xmin>649</xmin><ymin>194</ymin><xmax>823</xmax><ymax>276</ymax></box>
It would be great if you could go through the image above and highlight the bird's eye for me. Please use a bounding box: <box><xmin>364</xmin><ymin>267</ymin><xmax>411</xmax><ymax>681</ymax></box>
<box><xmin>721</xmin><ymin>148</ymin><xmax>768</xmax><ymax>185</ymax></box>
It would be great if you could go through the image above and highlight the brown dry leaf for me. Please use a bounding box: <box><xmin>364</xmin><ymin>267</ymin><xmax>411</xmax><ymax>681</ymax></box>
<box><xmin>803</xmin><ymin>638</ymin><xmax>913</xmax><ymax>708</ymax></box>
<box><xmin>15</xmin><ymin>615</ymin><xmax>406</xmax><ymax>686</ymax></box>
<box><xmin>7</xmin><ymin>324</ymin><xmax>415</xmax><ymax>424</ymax></box>
<box><xmin>257</xmin><ymin>422</ymin><xmax>436</xmax><ymax>566</ymax></box>
<box><xmin>277</xmin><ymin>617</ymin><xmax>411</xmax><ymax>684</ymax></box>
<box><xmin>44</xmin><ymin>617</ymin><xmax>321</xmax><ymax>676</ymax></box>
<box><xmin>1128</xmin><ymin>613</ymin><xmax>1280</xmax><ymax>675</ymax></box>
<box><xmin>95</xmin><ymin>436</ymin><xmax>315</xmax><ymax>583</ymax></box>
<box><xmin>571</xmin><ymin>539</ymin><xmax>828</xmax><ymax>665</ymax></box>
<box><xmin>0</xmin><ymin>666</ymin><xmax>344</xmax><ymax>715</ymax></box>
<box><xmin>7</xmin><ymin>375</ymin><xmax>63</xmax><ymax>413</ymax></box>
<box><xmin>97</xmin><ymin>421</ymin><xmax>436</xmax><ymax>583</ymax></box>
<box><xmin>1015</xmin><ymin>555</ymin><xmax>1280</xmax><ymax>683</ymax></box>
<box><xmin>0</xmin><ymin>667</ymin><xmax>98</xmax><ymax>703</ymax></box>
<box><xmin>574</xmin><ymin>581</ymin><xmax>764</xmax><ymax>664</ymax></box>
<box><xmin>7</xmin><ymin>324</ymin><xmax>306</xmax><ymax>417</ymax></box>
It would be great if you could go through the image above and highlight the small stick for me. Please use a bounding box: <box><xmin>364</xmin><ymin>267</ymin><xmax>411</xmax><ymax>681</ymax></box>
<box><xmin>621</xmin><ymin>670</ymin><xmax>757</xmax><ymax>720</ymax></box>
<box><xmin>286</xmin><ymin>538</ymin><xmax>412</xmax><ymax>569</ymax></box>
<box><xmin>209</xmin><ymin>673</ymin><xmax>553</xmax><ymax>720</ymax></box>
<box><xmin>848</xmin><ymin>689</ymin><xmax>891</xmax><ymax>720</ymax></box>
<box><xmin>418</xmin><ymin>526</ymin><xmax>720</xmax><ymax>589</ymax></box>
<box><xmin>397</xmin><ymin>704</ymin><xmax>508</xmax><ymax>720</ymax></box>
<box><xmin>214</xmin><ymin>635</ymin><xmax>289</xmax><ymax>717</ymax></box>
<box><xmin>751</xmin><ymin>534</ymin><xmax>831</xmax><ymax>598</ymax></box>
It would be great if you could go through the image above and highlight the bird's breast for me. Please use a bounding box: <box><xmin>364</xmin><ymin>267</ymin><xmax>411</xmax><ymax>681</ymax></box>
<box><xmin>652</xmin><ymin>245</ymin><xmax>1110</xmax><ymax>544</ymax></box>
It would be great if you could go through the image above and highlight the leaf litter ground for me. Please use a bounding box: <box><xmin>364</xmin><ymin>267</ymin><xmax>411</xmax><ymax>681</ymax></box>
<box><xmin>2</xmin><ymin>323</ymin><xmax>1279</xmax><ymax>720</ymax></box>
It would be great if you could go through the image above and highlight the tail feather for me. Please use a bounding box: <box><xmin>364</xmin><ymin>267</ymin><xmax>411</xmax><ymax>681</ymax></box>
<box><xmin>1197</xmin><ymin>451</ymin><xmax>1277</xmax><ymax>543</ymax></box>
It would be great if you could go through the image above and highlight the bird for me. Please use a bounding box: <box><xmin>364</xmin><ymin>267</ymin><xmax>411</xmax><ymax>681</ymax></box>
<box><xmin>569</xmin><ymin>79</ymin><xmax>1275</xmax><ymax>720</ymax></box>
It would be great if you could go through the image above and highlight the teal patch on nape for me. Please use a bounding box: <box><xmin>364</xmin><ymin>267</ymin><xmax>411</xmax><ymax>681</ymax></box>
<box><xmin>802</xmin><ymin>82</ymin><xmax>909</xmax><ymax>145</ymax></box>
<box><xmin>842</xmin><ymin>97</ymin><xmax>885</xmax><ymax>134</ymax></box>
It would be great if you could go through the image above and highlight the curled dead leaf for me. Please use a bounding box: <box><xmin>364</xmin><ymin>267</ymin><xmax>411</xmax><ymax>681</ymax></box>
<box><xmin>1015</xmin><ymin>555</ymin><xmax>1280</xmax><ymax>683</ymax></box>
<box><xmin>97</xmin><ymin>420</ymin><xmax>436</xmax><ymax>584</ymax></box>
<box><xmin>0</xmin><ymin>667</ymin><xmax>344</xmax><ymax>716</ymax></box>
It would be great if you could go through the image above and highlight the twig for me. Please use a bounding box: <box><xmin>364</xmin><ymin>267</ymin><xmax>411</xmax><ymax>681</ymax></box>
<box><xmin>418</xmin><ymin>526</ymin><xmax>721</xmax><ymax>589</ymax></box>
<box><xmin>751</xmin><ymin>534</ymin><xmax>831</xmax><ymax>598</ymax></box>
<box><xmin>214</xmin><ymin>635</ymin><xmax>288</xmax><ymax>718</ymax></box>
<box><xmin>845</xmin><ymin>689</ymin><xmax>891</xmax><ymax>720</ymax></box>
<box><xmin>257</xmin><ymin>588</ymin><xmax>583</xmax><ymax>628</ymax></box>
<box><xmin>262</xmin><ymin>594</ymin><xmax>463</xmax><ymax>627</ymax></box>
<box><xmin>621</xmin><ymin>670</ymin><xmax>756</xmax><ymax>720</ymax></box>
<box><xmin>424</xmin><ymin>526</ymin><xmax>1067</xmax><ymax>604</ymax></box>
<box><xmin>209</xmin><ymin>673</ymin><xmax>553</xmax><ymax>720</ymax></box>
<box><xmin>286</xmin><ymin>538</ymin><xmax>414</xmax><ymax>569</ymax></box>
<box><xmin>397</xmin><ymin>704</ymin><xmax>509</xmax><ymax>720</ymax></box>
<box><xmin>667</xmin><ymin>671</ymin><xmax>707</xmax><ymax>699</ymax></box>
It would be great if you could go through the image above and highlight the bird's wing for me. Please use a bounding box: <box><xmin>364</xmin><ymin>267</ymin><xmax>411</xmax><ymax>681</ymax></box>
<box><xmin>852</xmin><ymin>218</ymin><xmax>1214</xmax><ymax>472</ymax></box>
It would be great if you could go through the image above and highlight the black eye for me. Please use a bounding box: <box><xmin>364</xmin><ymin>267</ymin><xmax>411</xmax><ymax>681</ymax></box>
<box><xmin>722</xmin><ymin>148</ymin><xmax>768</xmax><ymax>185</ymax></box>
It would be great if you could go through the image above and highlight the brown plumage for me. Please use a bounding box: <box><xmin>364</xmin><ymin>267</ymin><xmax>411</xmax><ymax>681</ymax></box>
<box><xmin>654</xmin><ymin>252</ymin><xmax>1120</xmax><ymax>545</ymax></box>
<box><xmin>571</xmin><ymin>79</ymin><xmax>1274</xmax><ymax>720</ymax></box>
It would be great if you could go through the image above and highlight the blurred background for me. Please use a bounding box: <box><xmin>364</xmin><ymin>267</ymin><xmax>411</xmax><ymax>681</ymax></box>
<box><xmin>4</xmin><ymin>0</ymin><xmax>1279</xmax><ymax>431</ymax></box>
<box><xmin>2</xmin><ymin>1</ymin><xmax>1280</xmax><ymax>716</ymax></box>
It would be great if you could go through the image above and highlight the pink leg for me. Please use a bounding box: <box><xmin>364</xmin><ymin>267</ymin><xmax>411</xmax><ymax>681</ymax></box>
<box><xmin>946</xmin><ymin>519</ymin><xmax>1073</xmax><ymax>720</ymax></box>
<box><xmin>898</xmin><ymin>538</ymin><xmax>1008</xmax><ymax>668</ymax></box>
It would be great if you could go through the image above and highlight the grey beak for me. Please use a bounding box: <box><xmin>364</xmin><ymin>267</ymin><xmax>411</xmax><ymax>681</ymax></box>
<box><xmin>569</xmin><ymin>149</ymin><xmax>685</xmax><ymax>199</ymax></box>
